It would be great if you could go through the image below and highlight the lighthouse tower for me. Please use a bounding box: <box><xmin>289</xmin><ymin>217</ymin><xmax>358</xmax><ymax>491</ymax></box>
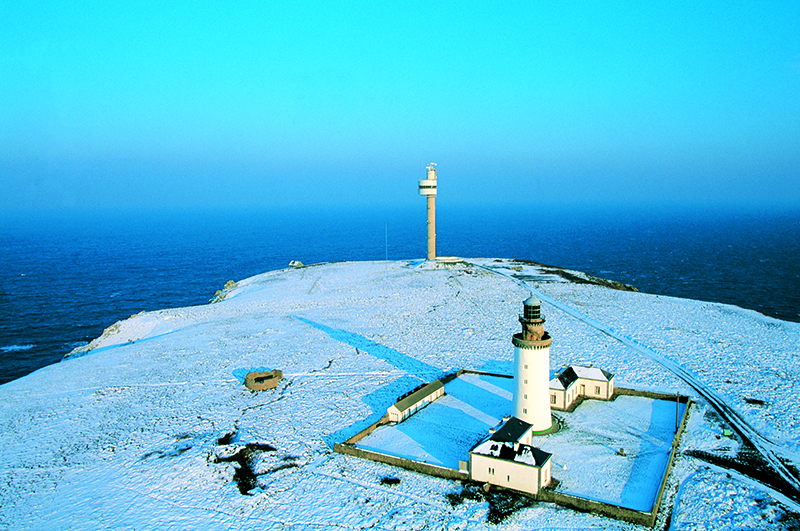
<box><xmin>511</xmin><ymin>295</ymin><xmax>553</xmax><ymax>431</ymax></box>
<box><xmin>418</xmin><ymin>163</ymin><xmax>437</xmax><ymax>260</ymax></box>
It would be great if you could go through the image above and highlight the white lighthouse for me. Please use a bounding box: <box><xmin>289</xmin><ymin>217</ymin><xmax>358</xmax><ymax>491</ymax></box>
<box><xmin>418</xmin><ymin>163</ymin><xmax>437</xmax><ymax>260</ymax></box>
<box><xmin>511</xmin><ymin>295</ymin><xmax>553</xmax><ymax>431</ymax></box>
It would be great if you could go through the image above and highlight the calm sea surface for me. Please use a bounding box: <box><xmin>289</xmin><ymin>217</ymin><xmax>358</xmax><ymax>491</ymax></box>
<box><xmin>1</xmin><ymin>204</ymin><xmax>798</xmax><ymax>385</ymax></box>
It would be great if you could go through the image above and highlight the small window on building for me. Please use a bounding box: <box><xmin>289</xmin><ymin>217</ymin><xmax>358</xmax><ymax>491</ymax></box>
<box><xmin>550</xmin><ymin>395</ymin><xmax>556</xmax><ymax>404</ymax></box>
<box><xmin>524</xmin><ymin>394</ymin><xmax>527</xmax><ymax>399</ymax></box>
<box><xmin>507</xmin><ymin>475</ymin><xmax>510</xmax><ymax>482</ymax></box>
<box><xmin>523</xmin><ymin>408</ymin><xmax>527</xmax><ymax>414</ymax></box>
<box><xmin>524</xmin><ymin>379</ymin><xmax>528</xmax><ymax>384</ymax></box>
<box><xmin>595</xmin><ymin>386</ymin><xmax>601</xmax><ymax>395</ymax></box>
<box><xmin>524</xmin><ymin>364</ymin><xmax>528</xmax><ymax>369</ymax></box>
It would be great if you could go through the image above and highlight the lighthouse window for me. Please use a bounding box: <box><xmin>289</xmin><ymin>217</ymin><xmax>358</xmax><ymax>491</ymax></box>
<box><xmin>524</xmin><ymin>364</ymin><xmax>528</xmax><ymax>369</ymax></box>
<box><xmin>524</xmin><ymin>394</ymin><xmax>527</xmax><ymax>399</ymax></box>
<box><xmin>523</xmin><ymin>408</ymin><xmax>527</xmax><ymax>414</ymax></box>
<box><xmin>524</xmin><ymin>379</ymin><xmax>528</xmax><ymax>384</ymax></box>
<box><xmin>524</xmin><ymin>305</ymin><xmax>541</xmax><ymax>320</ymax></box>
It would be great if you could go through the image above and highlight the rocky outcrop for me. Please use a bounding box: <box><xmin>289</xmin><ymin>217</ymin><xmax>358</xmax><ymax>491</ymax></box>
<box><xmin>210</xmin><ymin>280</ymin><xmax>238</xmax><ymax>303</ymax></box>
<box><xmin>513</xmin><ymin>260</ymin><xmax>639</xmax><ymax>292</ymax></box>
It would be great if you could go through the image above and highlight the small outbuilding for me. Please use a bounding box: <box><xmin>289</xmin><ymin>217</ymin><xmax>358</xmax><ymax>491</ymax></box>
<box><xmin>387</xmin><ymin>380</ymin><xmax>444</xmax><ymax>423</ymax></box>
<box><xmin>549</xmin><ymin>365</ymin><xmax>615</xmax><ymax>410</ymax></box>
<box><xmin>244</xmin><ymin>369</ymin><xmax>283</xmax><ymax>391</ymax></box>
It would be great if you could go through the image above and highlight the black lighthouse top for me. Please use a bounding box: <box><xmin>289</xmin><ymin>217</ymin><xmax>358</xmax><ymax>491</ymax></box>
<box><xmin>522</xmin><ymin>295</ymin><xmax>544</xmax><ymax>322</ymax></box>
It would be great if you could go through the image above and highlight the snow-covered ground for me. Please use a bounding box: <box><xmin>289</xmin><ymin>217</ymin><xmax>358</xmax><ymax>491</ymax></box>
<box><xmin>1</xmin><ymin>259</ymin><xmax>799</xmax><ymax>530</ymax></box>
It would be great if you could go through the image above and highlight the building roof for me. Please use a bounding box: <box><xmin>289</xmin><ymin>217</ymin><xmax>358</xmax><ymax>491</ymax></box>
<box><xmin>471</xmin><ymin>439</ymin><xmax>552</xmax><ymax>468</ymax></box>
<box><xmin>490</xmin><ymin>417</ymin><xmax>531</xmax><ymax>443</ymax></box>
<box><xmin>523</xmin><ymin>295</ymin><xmax>541</xmax><ymax>307</ymax></box>
<box><xmin>549</xmin><ymin>365</ymin><xmax>614</xmax><ymax>390</ymax></box>
<box><xmin>572</xmin><ymin>365</ymin><xmax>614</xmax><ymax>382</ymax></box>
<box><xmin>469</xmin><ymin>417</ymin><xmax>552</xmax><ymax>468</ymax></box>
<box><xmin>391</xmin><ymin>379</ymin><xmax>444</xmax><ymax>412</ymax></box>
<box><xmin>246</xmin><ymin>368</ymin><xmax>279</xmax><ymax>375</ymax></box>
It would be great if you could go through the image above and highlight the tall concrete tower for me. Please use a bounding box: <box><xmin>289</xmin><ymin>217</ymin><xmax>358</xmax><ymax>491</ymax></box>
<box><xmin>511</xmin><ymin>295</ymin><xmax>553</xmax><ymax>431</ymax></box>
<box><xmin>418</xmin><ymin>163</ymin><xmax>437</xmax><ymax>260</ymax></box>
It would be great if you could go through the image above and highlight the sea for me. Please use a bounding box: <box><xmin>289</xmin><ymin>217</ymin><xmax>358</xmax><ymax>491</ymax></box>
<box><xmin>1</xmin><ymin>203</ymin><xmax>798</xmax><ymax>385</ymax></box>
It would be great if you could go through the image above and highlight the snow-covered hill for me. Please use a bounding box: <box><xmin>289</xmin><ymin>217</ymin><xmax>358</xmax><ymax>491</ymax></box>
<box><xmin>2</xmin><ymin>259</ymin><xmax>799</xmax><ymax>530</ymax></box>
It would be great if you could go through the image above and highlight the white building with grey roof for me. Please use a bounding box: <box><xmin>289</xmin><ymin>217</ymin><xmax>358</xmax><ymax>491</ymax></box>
<box><xmin>469</xmin><ymin>417</ymin><xmax>552</xmax><ymax>495</ymax></box>
<box><xmin>549</xmin><ymin>365</ymin><xmax>615</xmax><ymax>411</ymax></box>
<box><xmin>387</xmin><ymin>379</ymin><xmax>444</xmax><ymax>423</ymax></box>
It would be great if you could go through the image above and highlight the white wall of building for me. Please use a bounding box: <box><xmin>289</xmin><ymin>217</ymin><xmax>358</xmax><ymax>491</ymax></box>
<box><xmin>549</xmin><ymin>373</ymin><xmax>615</xmax><ymax>410</ymax></box>
<box><xmin>513</xmin><ymin>344</ymin><xmax>552</xmax><ymax>431</ymax></box>
<box><xmin>469</xmin><ymin>451</ymin><xmax>551</xmax><ymax>496</ymax></box>
<box><xmin>387</xmin><ymin>384</ymin><xmax>444</xmax><ymax>423</ymax></box>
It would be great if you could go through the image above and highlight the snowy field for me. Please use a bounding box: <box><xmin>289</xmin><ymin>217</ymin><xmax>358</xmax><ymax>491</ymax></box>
<box><xmin>1</xmin><ymin>259</ymin><xmax>799</xmax><ymax>530</ymax></box>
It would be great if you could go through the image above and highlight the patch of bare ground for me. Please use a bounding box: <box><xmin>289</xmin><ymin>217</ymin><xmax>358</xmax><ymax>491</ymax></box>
<box><xmin>211</xmin><ymin>430</ymin><xmax>278</xmax><ymax>495</ymax></box>
<box><xmin>685</xmin><ymin>443</ymin><xmax>800</xmax><ymax>504</ymax></box>
<box><xmin>446</xmin><ymin>481</ymin><xmax>536</xmax><ymax>524</ymax></box>
<box><xmin>512</xmin><ymin>259</ymin><xmax>639</xmax><ymax>292</ymax></box>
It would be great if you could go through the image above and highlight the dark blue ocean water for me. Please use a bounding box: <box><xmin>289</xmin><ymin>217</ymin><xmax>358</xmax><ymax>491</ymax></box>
<box><xmin>1</xmin><ymin>204</ymin><xmax>798</xmax><ymax>385</ymax></box>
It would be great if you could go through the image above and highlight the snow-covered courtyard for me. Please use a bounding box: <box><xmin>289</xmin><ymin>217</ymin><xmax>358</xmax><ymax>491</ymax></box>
<box><xmin>543</xmin><ymin>396</ymin><xmax>687</xmax><ymax>511</ymax></box>
<box><xmin>357</xmin><ymin>371</ymin><xmax>687</xmax><ymax>513</ymax></box>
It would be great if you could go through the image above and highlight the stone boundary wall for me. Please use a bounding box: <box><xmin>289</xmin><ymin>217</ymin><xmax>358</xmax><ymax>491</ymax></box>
<box><xmin>536</xmin><ymin>489</ymin><xmax>654</xmax><ymax>527</ymax></box>
<box><xmin>343</xmin><ymin>415</ymin><xmax>390</xmax><ymax>445</ymax></box>
<box><xmin>334</xmin><ymin>443</ymin><xmax>468</xmax><ymax>481</ymax></box>
<box><xmin>615</xmin><ymin>386</ymin><xmax>692</xmax><ymax>404</ymax></box>
<box><xmin>334</xmin><ymin>371</ymin><xmax>692</xmax><ymax>528</ymax></box>
<box><xmin>458</xmin><ymin>369</ymin><xmax>512</xmax><ymax>379</ymax></box>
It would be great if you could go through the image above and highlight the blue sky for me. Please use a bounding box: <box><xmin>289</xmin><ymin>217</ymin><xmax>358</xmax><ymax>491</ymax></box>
<box><xmin>2</xmin><ymin>1</ymin><xmax>799</xmax><ymax>211</ymax></box>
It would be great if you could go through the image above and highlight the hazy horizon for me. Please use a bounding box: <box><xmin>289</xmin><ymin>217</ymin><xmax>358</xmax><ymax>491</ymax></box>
<box><xmin>2</xmin><ymin>2</ymin><xmax>799</xmax><ymax>213</ymax></box>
